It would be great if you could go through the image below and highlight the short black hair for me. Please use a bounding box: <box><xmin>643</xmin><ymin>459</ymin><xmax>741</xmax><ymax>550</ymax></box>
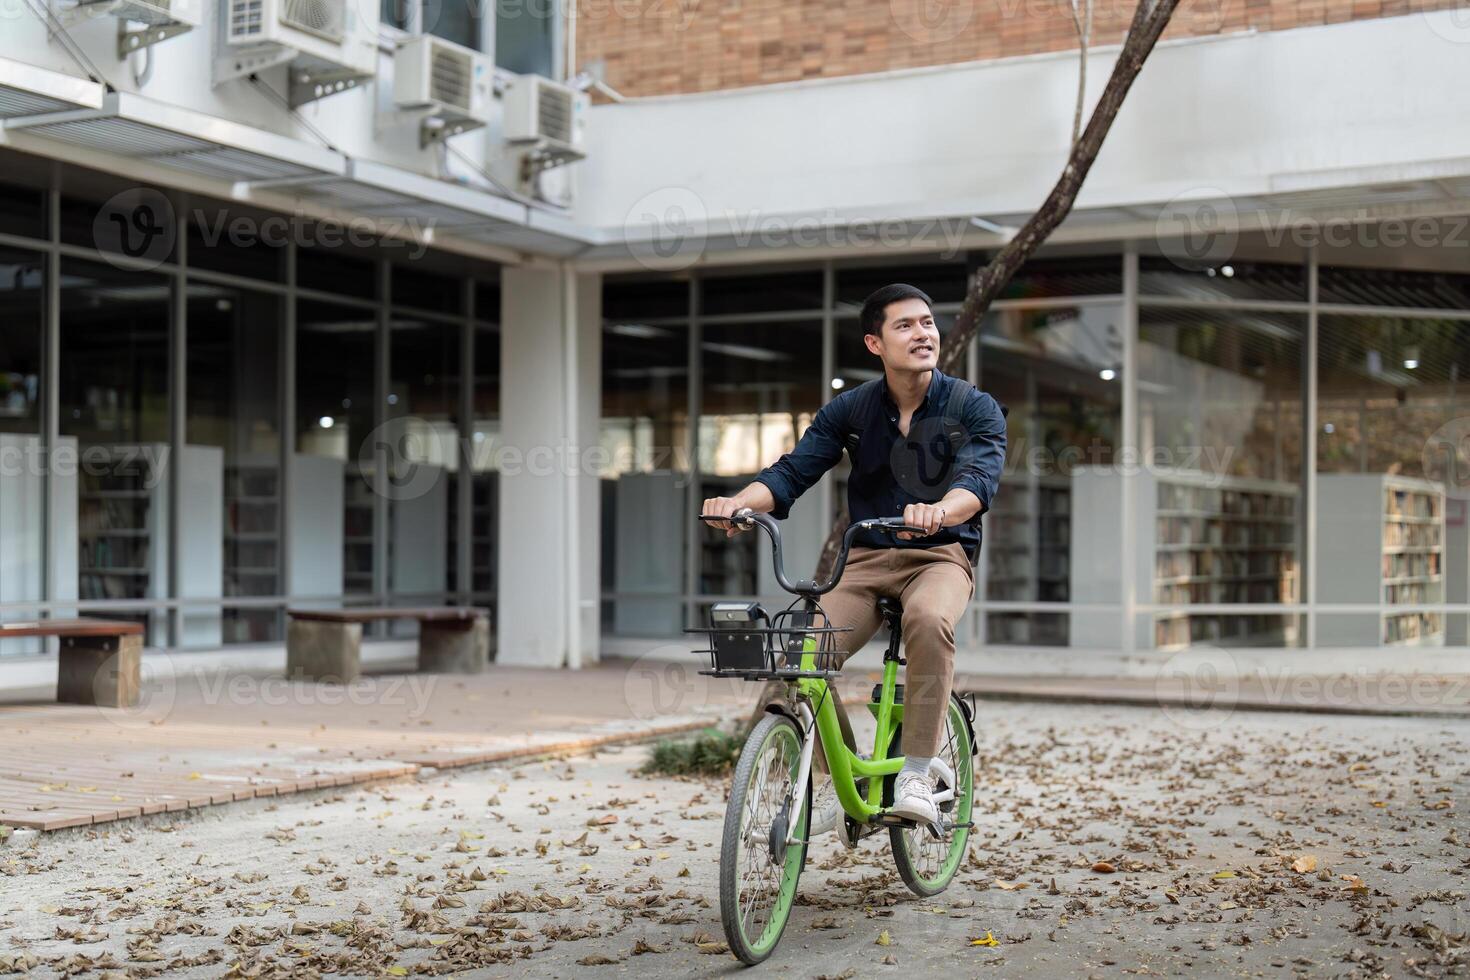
<box><xmin>860</xmin><ymin>283</ymin><xmax>934</xmax><ymax>337</ymax></box>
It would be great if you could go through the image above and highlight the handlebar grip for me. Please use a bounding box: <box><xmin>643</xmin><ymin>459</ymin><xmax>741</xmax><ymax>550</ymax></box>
<box><xmin>698</xmin><ymin>512</ymin><xmax>752</xmax><ymax>524</ymax></box>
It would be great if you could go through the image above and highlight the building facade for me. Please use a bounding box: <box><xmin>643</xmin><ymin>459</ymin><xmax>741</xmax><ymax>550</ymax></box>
<box><xmin>0</xmin><ymin>0</ymin><xmax>1467</xmax><ymax>681</ymax></box>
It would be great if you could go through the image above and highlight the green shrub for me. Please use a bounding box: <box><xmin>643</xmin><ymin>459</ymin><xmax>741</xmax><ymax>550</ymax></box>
<box><xmin>639</xmin><ymin>728</ymin><xmax>742</xmax><ymax>777</ymax></box>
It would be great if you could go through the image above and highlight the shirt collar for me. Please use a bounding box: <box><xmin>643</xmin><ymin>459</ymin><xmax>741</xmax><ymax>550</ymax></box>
<box><xmin>881</xmin><ymin>368</ymin><xmax>946</xmax><ymax>414</ymax></box>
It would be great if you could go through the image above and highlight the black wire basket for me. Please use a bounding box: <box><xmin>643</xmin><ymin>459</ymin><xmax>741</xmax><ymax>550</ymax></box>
<box><xmin>687</xmin><ymin>604</ymin><xmax>849</xmax><ymax>680</ymax></box>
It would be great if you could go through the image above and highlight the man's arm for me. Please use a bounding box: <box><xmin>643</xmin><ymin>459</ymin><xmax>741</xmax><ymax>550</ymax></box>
<box><xmin>702</xmin><ymin>394</ymin><xmax>850</xmax><ymax>537</ymax></box>
<box><xmin>898</xmin><ymin>389</ymin><xmax>1007</xmax><ymax>540</ymax></box>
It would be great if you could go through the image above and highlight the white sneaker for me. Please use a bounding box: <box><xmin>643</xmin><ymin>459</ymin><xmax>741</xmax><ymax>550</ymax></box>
<box><xmin>888</xmin><ymin>770</ymin><xmax>938</xmax><ymax>824</ymax></box>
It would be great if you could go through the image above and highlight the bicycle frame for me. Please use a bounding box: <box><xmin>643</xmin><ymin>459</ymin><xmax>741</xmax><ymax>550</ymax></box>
<box><xmin>782</xmin><ymin>623</ymin><xmax>956</xmax><ymax>844</ymax></box>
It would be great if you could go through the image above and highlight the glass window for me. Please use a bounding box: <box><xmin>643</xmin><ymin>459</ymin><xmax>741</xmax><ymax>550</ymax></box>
<box><xmin>187</xmin><ymin>284</ymin><xmax>283</xmax><ymax>646</ymax></box>
<box><xmin>495</xmin><ymin>0</ymin><xmax>555</xmax><ymax>76</ymax></box>
<box><xmin>699</xmin><ymin>319</ymin><xmax>823</xmax><ymax>599</ymax></box>
<box><xmin>1138</xmin><ymin>307</ymin><xmax>1306</xmax><ymax>648</ymax></box>
<box><xmin>187</xmin><ymin>201</ymin><xmax>287</xmax><ymax>282</ymax></box>
<box><xmin>475</xmin><ymin>280</ymin><xmax>501</xmax><ymax>321</ymax></box>
<box><xmin>1317</xmin><ymin>314</ymin><xmax>1469</xmax><ymax>647</ymax></box>
<box><xmin>0</xmin><ymin>247</ymin><xmax>45</xmax><ymax>654</ymax></box>
<box><xmin>1319</xmin><ymin>265</ymin><xmax>1470</xmax><ymax>309</ymax></box>
<box><xmin>834</xmin><ymin>257</ymin><xmax>970</xmax><ymax>310</ymax></box>
<box><xmin>61</xmin><ymin>181</ymin><xmax>179</xmax><ymax>265</ymax></box>
<box><xmin>700</xmin><ymin>270</ymin><xmax>822</xmax><ymax>316</ymax></box>
<box><xmin>979</xmin><ymin>303</ymin><xmax>1124</xmax><ymax>646</ymax></box>
<box><xmin>0</xmin><ymin>180</ymin><xmax>45</xmax><ymax>241</ymax></box>
<box><xmin>600</xmin><ymin>314</ymin><xmax>688</xmax><ymax>636</ymax></box>
<box><xmin>299</xmin><ymin>244</ymin><xmax>376</xmax><ymax>299</ymax></box>
<box><xmin>1139</xmin><ymin>255</ymin><xmax>1306</xmax><ymax>302</ymax></box>
<box><xmin>60</xmin><ymin>259</ymin><xmax>172</xmax><ymax>642</ymax></box>
<box><xmin>459</xmin><ymin>321</ymin><xmax>501</xmax><ymax>607</ymax></box>
<box><xmin>430</xmin><ymin>0</ymin><xmax>481</xmax><ymax>49</ymax></box>
<box><xmin>296</xmin><ymin>300</ymin><xmax>378</xmax><ymax>596</ymax></box>
<box><xmin>994</xmin><ymin>254</ymin><xmax>1123</xmax><ymax>299</ymax></box>
<box><xmin>387</xmin><ymin>317</ymin><xmax>459</xmax><ymax>602</ymax></box>
<box><xmin>393</xmin><ymin>266</ymin><xmax>463</xmax><ymax>314</ymax></box>
<box><xmin>605</xmin><ymin>277</ymin><xmax>687</xmax><ymax>320</ymax></box>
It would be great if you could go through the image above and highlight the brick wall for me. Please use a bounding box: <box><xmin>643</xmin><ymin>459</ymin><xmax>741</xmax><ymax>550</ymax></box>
<box><xmin>575</xmin><ymin>0</ymin><xmax>1460</xmax><ymax>97</ymax></box>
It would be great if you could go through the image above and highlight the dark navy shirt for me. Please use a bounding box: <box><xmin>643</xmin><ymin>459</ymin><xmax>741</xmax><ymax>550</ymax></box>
<box><xmin>754</xmin><ymin>369</ymin><xmax>1007</xmax><ymax>561</ymax></box>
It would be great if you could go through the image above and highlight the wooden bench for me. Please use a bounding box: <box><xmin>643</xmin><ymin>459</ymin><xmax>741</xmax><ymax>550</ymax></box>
<box><xmin>0</xmin><ymin>618</ymin><xmax>145</xmax><ymax>707</ymax></box>
<box><xmin>286</xmin><ymin>607</ymin><xmax>491</xmax><ymax>682</ymax></box>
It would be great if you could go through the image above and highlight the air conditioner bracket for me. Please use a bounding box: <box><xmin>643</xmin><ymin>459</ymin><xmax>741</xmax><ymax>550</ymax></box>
<box><xmin>420</xmin><ymin>114</ymin><xmax>487</xmax><ymax>150</ymax></box>
<box><xmin>289</xmin><ymin>65</ymin><xmax>373</xmax><ymax>108</ymax></box>
<box><xmin>117</xmin><ymin>19</ymin><xmax>194</xmax><ymax>58</ymax></box>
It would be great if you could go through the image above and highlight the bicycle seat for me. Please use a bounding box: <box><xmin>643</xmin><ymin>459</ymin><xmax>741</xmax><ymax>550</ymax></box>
<box><xmin>876</xmin><ymin>597</ymin><xmax>903</xmax><ymax>627</ymax></box>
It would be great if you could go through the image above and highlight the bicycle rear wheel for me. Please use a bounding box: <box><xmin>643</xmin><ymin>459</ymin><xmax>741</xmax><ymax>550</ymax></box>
<box><xmin>884</xmin><ymin>694</ymin><xmax>974</xmax><ymax>897</ymax></box>
<box><xmin>720</xmin><ymin>713</ymin><xmax>810</xmax><ymax>965</ymax></box>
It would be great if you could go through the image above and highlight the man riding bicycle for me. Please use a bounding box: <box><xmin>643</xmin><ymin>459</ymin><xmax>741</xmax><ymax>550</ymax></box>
<box><xmin>703</xmin><ymin>283</ymin><xmax>1007</xmax><ymax>827</ymax></box>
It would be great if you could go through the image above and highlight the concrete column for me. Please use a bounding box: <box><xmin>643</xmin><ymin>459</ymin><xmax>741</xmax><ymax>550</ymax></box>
<box><xmin>497</xmin><ymin>265</ymin><xmax>602</xmax><ymax>668</ymax></box>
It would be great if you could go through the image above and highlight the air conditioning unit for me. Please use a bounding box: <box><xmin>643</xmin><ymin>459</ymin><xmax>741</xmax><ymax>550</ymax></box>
<box><xmin>502</xmin><ymin>75</ymin><xmax>588</xmax><ymax>161</ymax></box>
<box><xmin>218</xmin><ymin>0</ymin><xmax>378</xmax><ymax>99</ymax></box>
<box><xmin>393</xmin><ymin>36</ymin><xmax>492</xmax><ymax>126</ymax></box>
<box><xmin>58</xmin><ymin>0</ymin><xmax>201</xmax><ymax>53</ymax></box>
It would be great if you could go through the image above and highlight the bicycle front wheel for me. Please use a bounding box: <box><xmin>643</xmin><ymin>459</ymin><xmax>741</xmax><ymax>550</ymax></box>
<box><xmin>885</xmin><ymin>694</ymin><xmax>974</xmax><ymax>897</ymax></box>
<box><xmin>720</xmin><ymin>712</ymin><xmax>810</xmax><ymax>965</ymax></box>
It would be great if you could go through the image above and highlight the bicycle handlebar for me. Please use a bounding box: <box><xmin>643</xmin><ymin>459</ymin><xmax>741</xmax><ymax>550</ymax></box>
<box><xmin>698</xmin><ymin>509</ymin><xmax>929</xmax><ymax>597</ymax></box>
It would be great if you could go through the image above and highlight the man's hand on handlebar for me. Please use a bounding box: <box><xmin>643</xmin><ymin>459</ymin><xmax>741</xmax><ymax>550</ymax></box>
<box><xmin>896</xmin><ymin>502</ymin><xmax>947</xmax><ymax>540</ymax></box>
<box><xmin>701</xmin><ymin>496</ymin><xmax>753</xmax><ymax>538</ymax></box>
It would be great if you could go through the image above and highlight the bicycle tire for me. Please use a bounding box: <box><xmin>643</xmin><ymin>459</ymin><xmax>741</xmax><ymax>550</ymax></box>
<box><xmin>719</xmin><ymin>712</ymin><xmax>811</xmax><ymax>965</ymax></box>
<box><xmin>883</xmin><ymin>694</ymin><xmax>974</xmax><ymax>897</ymax></box>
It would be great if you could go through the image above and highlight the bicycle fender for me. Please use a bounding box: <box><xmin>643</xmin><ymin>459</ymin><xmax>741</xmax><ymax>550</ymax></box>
<box><xmin>956</xmin><ymin>691</ymin><xmax>979</xmax><ymax>757</ymax></box>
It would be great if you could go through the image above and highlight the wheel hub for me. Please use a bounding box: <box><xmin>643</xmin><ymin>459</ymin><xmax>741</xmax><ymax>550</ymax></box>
<box><xmin>768</xmin><ymin>800</ymin><xmax>790</xmax><ymax>864</ymax></box>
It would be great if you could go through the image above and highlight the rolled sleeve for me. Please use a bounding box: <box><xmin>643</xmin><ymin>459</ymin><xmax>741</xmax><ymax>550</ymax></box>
<box><xmin>753</xmin><ymin>395</ymin><xmax>848</xmax><ymax>519</ymax></box>
<box><xmin>949</xmin><ymin>388</ymin><xmax>1007</xmax><ymax>520</ymax></box>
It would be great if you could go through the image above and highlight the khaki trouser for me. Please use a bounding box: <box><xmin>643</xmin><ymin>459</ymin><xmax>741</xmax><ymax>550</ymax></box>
<box><xmin>818</xmin><ymin>543</ymin><xmax>974</xmax><ymax>757</ymax></box>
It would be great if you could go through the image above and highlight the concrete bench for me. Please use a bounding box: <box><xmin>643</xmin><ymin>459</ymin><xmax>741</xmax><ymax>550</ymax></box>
<box><xmin>0</xmin><ymin>618</ymin><xmax>145</xmax><ymax>707</ymax></box>
<box><xmin>286</xmin><ymin>607</ymin><xmax>490</xmax><ymax>682</ymax></box>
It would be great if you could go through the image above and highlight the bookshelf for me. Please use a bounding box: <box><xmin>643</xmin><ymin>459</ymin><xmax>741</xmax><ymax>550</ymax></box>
<box><xmin>981</xmin><ymin>474</ymin><xmax>1070</xmax><ymax>644</ymax></box>
<box><xmin>78</xmin><ymin>444</ymin><xmax>223</xmax><ymax>647</ymax></box>
<box><xmin>224</xmin><ymin>456</ymin><xmax>279</xmax><ymax>643</ymax></box>
<box><xmin>343</xmin><ymin>468</ymin><xmax>375</xmax><ymax>593</ymax></box>
<box><xmin>447</xmin><ymin>471</ymin><xmax>498</xmax><ymax>598</ymax></box>
<box><xmin>1317</xmin><ymin>474</ymin><xmax>1445</xmax><ymax>647</ymax></box>
<box><xmin>1071</xmin><ymin>466</ymin><xmax>1300</xmax><ymax>650</ymax></box>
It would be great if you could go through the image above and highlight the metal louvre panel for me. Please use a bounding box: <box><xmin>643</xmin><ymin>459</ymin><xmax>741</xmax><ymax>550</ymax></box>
<box><xmin>21</xmin><ymin>116</ymin><xmax>216</xmax><ymax>156</ymax></box>
<box><xmin>281</xmin><ymin>0</ymin><xmax>346</xmax><ymax>43</ymax></box>
<box><xmin>295</xmin><ymin>181</ymin><xmax>419</xmax><ymax>211</ymax></box>
<box><xmin>161</xmin><ymin>148</ymin><xmax>321</xmax><ymax>181</ymax></box>
<box><xmin>0</xmin><ymin>90</ymin><xmax>74</xmax><ymax>119</ymax></box>
<box><xmin>536</xmin><ymin>85</ymin><xmax>573</xmax><ymax>144</ymax></box>
<box><xmin>429</xmin><ymin>48</ymin><xmax>472</xmax><ymax>114</ymax></box>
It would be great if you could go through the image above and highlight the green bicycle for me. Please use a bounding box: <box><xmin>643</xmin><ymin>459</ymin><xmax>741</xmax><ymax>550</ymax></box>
<box><xmin>693</xmin><ymin>509</ymin><xmax>978</xmax><ymax>965</ymax></box>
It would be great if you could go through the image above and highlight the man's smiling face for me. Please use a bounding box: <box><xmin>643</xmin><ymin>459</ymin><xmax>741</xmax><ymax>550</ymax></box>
<box><xmin>865</xmin><ymin>296</ymin><xmax>941</xmax><ymax>372</ymax></box>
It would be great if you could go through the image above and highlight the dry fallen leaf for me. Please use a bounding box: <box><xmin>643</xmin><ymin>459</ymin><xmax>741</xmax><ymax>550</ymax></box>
<box><xmin>876</xmin><ymin>929</ymin><xmax>892</xmax><ymax>946</ymax></box>
<box><xmin>969</xmin><ymin>932</ymin><xmax>1000</xmax><ymax>947</ymax></box>
<box><xmin>1290</xmin><ymin>854</ymin><xmax>1317</xmax><ymax>874</ymax></box>
<box><xmin>995</xmin><ymin>880</ymin><xmax>1028</xmax><ymax>891</ymax></box>
<box><xmin>1091</xmin><ymin>861</ymin><xmax>1116</xmax><ymax>874</ymax></box>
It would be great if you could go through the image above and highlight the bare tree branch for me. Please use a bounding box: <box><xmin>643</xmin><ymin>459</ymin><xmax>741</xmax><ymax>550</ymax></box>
<box><xmin>1069</xmin><ymin>0</ymin><xmax>1094</xmax><ymax>148</ymax></box>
